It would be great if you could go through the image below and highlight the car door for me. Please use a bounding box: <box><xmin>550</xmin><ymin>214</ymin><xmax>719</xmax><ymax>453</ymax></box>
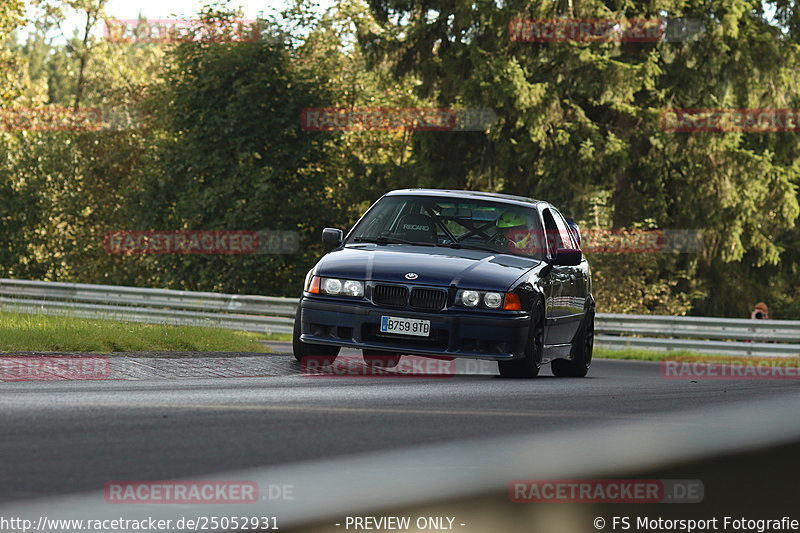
<box><xmin>540</xmin><ymin>208</ymin><xmax>573</xmax><ymax>345</ymax></box>
<box><xmin>551</xmin><ymin>208</ymin><xmax>586</xmax><ymax>342</ymax></box>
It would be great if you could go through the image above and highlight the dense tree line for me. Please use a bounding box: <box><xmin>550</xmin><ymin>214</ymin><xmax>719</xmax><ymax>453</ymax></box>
<box><xmin>0</xmin><ymin>0</ymin><xmax>798</xmax><ymax>317</ymax></box>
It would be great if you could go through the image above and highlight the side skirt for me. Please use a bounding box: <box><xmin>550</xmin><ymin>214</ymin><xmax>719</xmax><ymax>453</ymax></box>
<box><xmin>542</xmin><ymin>343</ymin><xmax>573</xmax><ymax>363</ymax></box>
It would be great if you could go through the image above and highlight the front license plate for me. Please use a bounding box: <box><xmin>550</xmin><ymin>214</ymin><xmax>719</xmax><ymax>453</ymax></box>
<box><xmin>380</xmin><ymin>316</ymin><xmax>430</xmax><ymax>337</ymax></box>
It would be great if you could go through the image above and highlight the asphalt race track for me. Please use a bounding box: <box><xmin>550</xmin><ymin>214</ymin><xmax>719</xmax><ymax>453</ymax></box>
<box><xmin>2</xmin><ymin>343</ymin><xmax>799</xmax><ymax>511</ymax></box>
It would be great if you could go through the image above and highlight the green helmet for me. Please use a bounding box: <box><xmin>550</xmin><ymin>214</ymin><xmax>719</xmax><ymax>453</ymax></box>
<box><xmin>497</xmin><ymin>210</ymin><xmax>526</xmax><ymax>229</ymax></box>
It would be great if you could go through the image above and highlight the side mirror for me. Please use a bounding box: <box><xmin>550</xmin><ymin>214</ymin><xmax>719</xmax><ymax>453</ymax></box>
<box><xmin>322</xmin><ymin>228</ymin><xmax>343</xmax><ymax>248</ymax></box>
<box><xmin>552</xmin><ymin>248</ymin><xmax>582</xmax><ymax>266</ymax></box>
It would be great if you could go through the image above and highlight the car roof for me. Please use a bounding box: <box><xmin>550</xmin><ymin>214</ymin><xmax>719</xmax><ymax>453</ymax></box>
<box><xmin>384</xmin><ymin>189</ymin><xmax>547</xmax><ymax>209</ymax></box>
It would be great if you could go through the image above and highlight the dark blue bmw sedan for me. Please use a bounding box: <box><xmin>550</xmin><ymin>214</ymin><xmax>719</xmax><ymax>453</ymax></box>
<box><xmin>294</xmin><ymin>189</ymin><xmax>594</xmax><ymax>378</ymax></box>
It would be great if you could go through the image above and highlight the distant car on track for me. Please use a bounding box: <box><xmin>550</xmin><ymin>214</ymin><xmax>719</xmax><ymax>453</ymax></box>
<box><xmin>293</xmin><ymin>189</ymin><xmax>594</xmax><ymax>378</ymax></box>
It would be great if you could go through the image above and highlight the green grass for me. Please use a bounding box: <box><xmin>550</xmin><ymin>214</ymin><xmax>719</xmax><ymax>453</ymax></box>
<box><xmin>5</xmin><ymin>311</ymin><xmax>785</xmax><ymax>362</ymax></box>
<box><xmin>595</xmin><ymin>346</ymin><xmax>798</xmax><ymax>364</ymax></box>
<box><xmin>594</xmin><ymin>347</ymin><xmax>711</xmax><ymax>361</ymax></box>
<box><xmin>263</xmin><ymin>332</ymin><xmax>293</xmax><ymax>341</ymax></box>
<box><xmin>0</xmin><ymin>312</ymin><xmax>271</xmax><ymax>353</ymax></box>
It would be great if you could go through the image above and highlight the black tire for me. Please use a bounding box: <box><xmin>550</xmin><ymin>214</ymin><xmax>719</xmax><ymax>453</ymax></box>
<box><xmin>362</xmin><ymin>349</ymin><xmax>402</xmax><ymax>368</ymax></box>
<box><xmin>552</xmin><ymin>308</ymin><xmax>594</xmax><ymax>377</ymax></box>
<box><xmin>292</xmin><ymin>306</ymin><xmax>340</xmax><ymax>365</ymax></box>
<box><xmin>498</xmin><ymin>298</ymin><xmax>544</xmax><ymax>378</ymax></box>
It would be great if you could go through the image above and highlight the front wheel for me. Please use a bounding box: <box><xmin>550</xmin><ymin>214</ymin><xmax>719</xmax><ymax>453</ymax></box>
<box><xmin>292</xmin><ymin>306</ymin><xmax>340</xmax><ymax>365</ymax></box>
<box><xmin>498</xmin><ymin>298</ymin><xmax>544</xmax><ymax>378</ymax></box>
<box><xmin>552</xmin><ymin>308</ymin><xmax>594</xmax><ymax>377</ymax></box>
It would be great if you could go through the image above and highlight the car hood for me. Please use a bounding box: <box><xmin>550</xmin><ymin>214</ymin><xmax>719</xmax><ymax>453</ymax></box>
<box><xmin>315</xmin><ymin>244</ymin><xmax>540</xmax><ymax>291</ymax></box>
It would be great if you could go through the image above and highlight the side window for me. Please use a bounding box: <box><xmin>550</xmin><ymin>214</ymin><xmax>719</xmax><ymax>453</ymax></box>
<box><xmin>565</xmin><ymin>218</ymin><xmax>581</xmax><ymax>249</ymax></box>
<box><xmin>541</xmin><ymin>209</ymin><xmax>563</xmax><ymax>257</ymax></box>
<box><xmin>551</xmin><ymin>209</ymin><xmax>576</xmax><ymax>249</ymax></box>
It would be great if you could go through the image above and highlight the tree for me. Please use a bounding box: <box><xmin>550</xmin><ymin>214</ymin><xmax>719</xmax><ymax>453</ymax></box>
<box><xmin>0</xmin><ymin>0</ymin><xmax>25</xmax><ymax>104</ymax></box>
<box><xmin>29</xmin><ymin>0</ymin><xmax>109</xmax><ymax>109</ymax></box>
<box><xmin>131</xmin><ymin>6</ymin><xmax>343</xmax><ymax>295</ymax></box>
<box><xmin>359</xmin><ymin>0</ymin><xmax>800</xmax><ymax>316</ymax></box>
<box><xmin>1</xmin><ymin>0</ymin><xmax>164</xmax><ymax>283</ymax></box>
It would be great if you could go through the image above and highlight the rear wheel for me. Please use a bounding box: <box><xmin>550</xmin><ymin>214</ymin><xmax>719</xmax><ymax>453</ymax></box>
<box><xmin>292</xmin><ymin>306</ymin><xmax>340</xmax><ymax>365</ymax></box>
<box><xmin>498</xmin><ymin>298</ymin><xmax>544</xmax><ymax>378</ymax></box>
<box><xmin>362</xmin><ymin>349</ymin><xmax>402</xmax><ymax>368</ymax></box>
<box><xmin>552</xmin><ymin>308</ymin><xmax>594</xmax><ymax>377</ymax></box>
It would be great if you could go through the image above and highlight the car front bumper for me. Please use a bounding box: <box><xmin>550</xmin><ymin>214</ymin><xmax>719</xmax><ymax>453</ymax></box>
<box><xmin>299</xmin><ymin>296</ymin><xmax>530</xmax><ymax>360</ymax></box>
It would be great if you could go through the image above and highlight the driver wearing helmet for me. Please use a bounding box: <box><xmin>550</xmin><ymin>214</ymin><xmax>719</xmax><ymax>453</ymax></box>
<box><xmin>495</xmin><ymin>210</ymin><xmax>533</xmax><ymax>251</ymax></box>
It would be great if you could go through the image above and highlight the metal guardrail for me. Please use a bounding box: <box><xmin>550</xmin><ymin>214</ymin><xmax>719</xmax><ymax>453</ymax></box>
<box><xmin>1</xmin><ymin>278</ymin><xmax>798</xmax><ymax>356</ymax></box>
<box><xmin>596</xmin><ymin>313</ymin><xmax>800</xmax><ymax>357</ymax></box>
<box><xmin>0</xmin><ymin>278</ymin><xmax>296</xmax><ymax>334</ymax></box>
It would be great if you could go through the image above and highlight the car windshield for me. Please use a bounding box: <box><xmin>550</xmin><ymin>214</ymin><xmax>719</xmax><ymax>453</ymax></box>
<box><xmin>346</xmin><ymin>195</ymin><xmax>546</xmax><ymax>260</ymax></box>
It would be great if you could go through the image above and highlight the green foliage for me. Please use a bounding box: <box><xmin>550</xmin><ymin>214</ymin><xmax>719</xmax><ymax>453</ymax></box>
<box><xmin>0</xmin><ymin>0</ymin><xmax>28</xmax><ymax>268</ymax></box>
<box><xmin>1</xmin><ymin>0</ymin><xmax>799</xmax><ymax>317</ymax></box>
<box><xmin>360</xmin><ymin>0</ymin><xmax>800</xmax><ymax>316</ymax></box>
<box><xmin>0</xmin><ymin>0</ymin><xmax>25</xmax><ymax>104</ymax></box>
<box><xmin>129</xmin><ymin>8</ymin><xmax>343</xmax><ymax>295</ymax></box>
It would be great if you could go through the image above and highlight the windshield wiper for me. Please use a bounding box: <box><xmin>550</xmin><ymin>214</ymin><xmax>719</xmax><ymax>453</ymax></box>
<box><xmin>352</xmin><ymin>236</ymin><xmax>436</xmax><ymax>246</ymax></box>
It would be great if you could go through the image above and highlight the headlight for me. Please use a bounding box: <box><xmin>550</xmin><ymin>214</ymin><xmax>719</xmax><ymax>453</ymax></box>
<box><xmin>460</xmin><ymin>290</ymin><xmax>480</xmax><ymax>307</ymax></box>
<box><xmin>484</xmin><ymin>292</ymin><xmax>502</xmax><ymax>309</ymax></box>
<box><xmin>323</xmin><ymin>278</ymin><xmax>342</xmax><ymax>294</ymax></box>
<box><xmin>342</xmin><ymin>280</ymin><xmax>364</xmax><ymax>297</ymax></box>
<box><xmin>316</xmin><ymin>277</ymin><xmax>364</xmax><ymax>298</ymax></box>
<box><xmin>456</xmin><ymin>290</ymin><xmax>521</xmax><ymax>310</ymax></box>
